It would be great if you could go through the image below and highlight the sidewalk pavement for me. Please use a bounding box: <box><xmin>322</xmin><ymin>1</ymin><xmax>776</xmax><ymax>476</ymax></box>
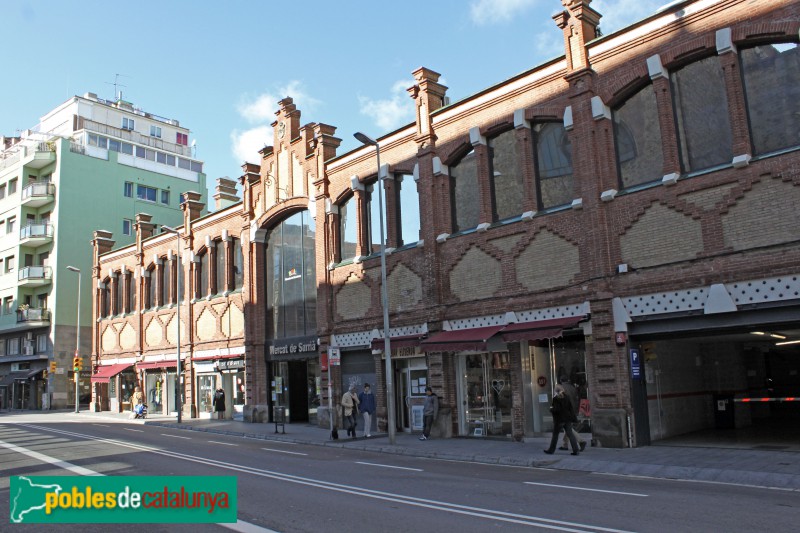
<box><xmin>66</xmin><ymin>410</ymin><xmax>800</xmax><ymax>491</ymax></box>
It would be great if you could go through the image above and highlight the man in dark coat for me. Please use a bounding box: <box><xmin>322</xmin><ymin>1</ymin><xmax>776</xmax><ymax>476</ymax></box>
<box><xmin>559</xmin><ymin>376</ymin><xmax>587</xmax><ymax>451</ymax></box>
<box><xmin>544</xmin><ymin>384</ymin><xmax>580</xmax><ymax>455</ymax></box>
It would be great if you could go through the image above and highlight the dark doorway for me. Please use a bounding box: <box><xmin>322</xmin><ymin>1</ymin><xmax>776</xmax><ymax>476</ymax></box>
<box><xmin>288</xmin><ymin>360</ymin><xmax>309</xmax><ymax>422</ymax></box>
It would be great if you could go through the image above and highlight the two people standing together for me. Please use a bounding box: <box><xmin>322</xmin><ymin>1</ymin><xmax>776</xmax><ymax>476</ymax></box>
<box><xmin>341</xmin><ymin>383</ymin><xmax>376</xmax><ymax>438</ymax></box>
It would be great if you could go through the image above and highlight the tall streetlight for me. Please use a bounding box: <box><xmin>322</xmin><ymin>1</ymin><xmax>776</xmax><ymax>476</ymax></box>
<box><xmin>354</xmin><ymin>132</ymin><xmax>396</xmax><ymax>445</ymax></box>
<box><xmin>161</xmin><ymin>225</ymin><xmax>183</xmax><ymax>423</ymax></box>
<box><xmin>66</xmin><ymin>266</ymin><xmax>81</xmax><ymax>413</ymax></box>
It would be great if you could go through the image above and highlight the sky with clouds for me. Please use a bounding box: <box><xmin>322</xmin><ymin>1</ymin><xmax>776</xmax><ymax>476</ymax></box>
<box><xmin>2</xmin><ymin>0</ymin><xmax>666</xmax><ymax>207</ymax></box>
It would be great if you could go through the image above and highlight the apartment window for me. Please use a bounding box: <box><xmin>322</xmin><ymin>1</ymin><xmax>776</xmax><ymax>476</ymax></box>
<box><xmin>122</xmin><ymin>219</ymin><xmax>132</xmax><ymax>236</ymax></box>
<box><xmin>161</xmin><ymin>190</ymin><xmax>170</xmax><ymax>205</ymax></box>
<box><xmin>489</xmin><ymin>129</ymin><xmax>523</xmax><ymax>221</ymax></box>
<box><xmin>108</xmin><ymin>139</ymin><xmax>121</xmax><ymax>152</ymax></box>
<box><xmin>0</xmin><ymin>221</ymin><xmax>4</xmax><ymax>234</ymax></box>
<box><xmin>214</xmin><ymin>240</ymin><xmax>226</xmax><ymax>294</ymax></box>
<box><xmin>120</xmin><ymin>142</ymin><xmax>134</xmax><ymax>155</ymax></box>
<box><xmin>150</xmin><ymin>125</ymin><xmax>162</xmax><ymax>138</ymax></box>
<box><xmin>0</xmin><ymin>339</ymin><xmax>5</xmax><ymax>355</ymax></box>
<box><xmin>0</xmin><ymin>184</ymin><xmax>5</xmax><ymax>199</ymax></box>
<box><xmin>122</xmin><ymin>117</ymin><xmax>135</xmax><ymax>130</ymax></box>
<box><xmin>7</xmin><ymin>216</ymin><xmax>15</xmax><ymax>234</ymax></box>
<box><xmin>5</xmin><ymin>256</ymin><xmax>14</xmax><ymax>273</ymax></box>
<box><xmin>396</xmin><ymin>174</ymin><xmax>420</xmax><ymax>247</ymax></box>
<box><xmin>124</xmin><ymin>182</ymin><xmax>133</xmax><ymax>198</ymax></box>
<box><xmin>137</xmin><ymin>185</ymin><xmax>157</xmax><ymax>202</ymax></box>
<box><xmin>3</xmin><ymin>297</ymin><xmax>12</xmax><ymax>314</ymax></box>
<box><xmin>741</xmin><ymin>42</ymin><xmax>800</xmax><ymax>156</ymax></box>
<box><xmin>166</xmin><ymin>154</ymin><xmax>176</xmax><ymax>166</ymax></box>
<box><xmin>36</xmin><ymin>334</ymin><xmax>47</xmax><ymax>353</ymax></box>
<box><xmin>97</xmin><ymin>136</ymin><xmax>108</xmax><ymax>149</ymax></box>
<box><xmin>37</xmin><ymin>293</ymin><xmax>47</xmax><ymax>309</ymax></box>
<box><xmin>135</xmin><ymin>146</ymin><xmax>145</xmax><ymax>158</ymax></box>
<box><xmin>145</xmin><ymin>149</ymin><xmax>156</xmax><ymax>161</ymax></box>
<box><xmin>8</xmin><ymin>337</ymin><xmax>19</xmax><ymax>355</ymax></box>
<box><xmin>534</xmin><ymin>122</ymin><xmax>573</xmax><ymax>210</ymax></box>
<box><xmin>613</xmin><ymin>85</ymin><xmax>663</xmax><ymax>189</ymax></box>
<box><xmin>365</xmin><ymin>182</ymin><xmax>383</xmax><ymax>255</ymax></box>
<box><xmin>176</xmin><ymin>132</ymin><xmax>188</xmax><ymax>146</ymax></box>
<box><xmin>9</xmin><ymin>178</ymin><xmax>17</xmax><ymax>194</ymax></box>
<box><xmin>450</xmin><ymin>148</ymin><xmax>480</xmax><ymax>232</ymax></box>
<box><xmin>338</xmin><ymin>195</ymin><xmax>358</xmax><ymax>260</ymax></box>
<box><xmin>178</xmin><ymin>158</ymin><xmax>191</xmax><ymax>170</ymax></box>
<box><xmin>157</xmin><ymin>152</ymin><xmax>167</xmax><ymax>164</ymax></box>
<box><xmin>190</xmin><ymin>161</ymin><xmax>202</xmax><ymax>173</ymax></box>
<box><xmin>232</xmin><ymin>238</ymin><xmax>244</xmax><ymax>290</ymax></box>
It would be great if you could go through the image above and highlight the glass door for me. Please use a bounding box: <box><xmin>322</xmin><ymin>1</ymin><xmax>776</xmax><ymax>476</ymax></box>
<box><xmin>458</xmin><ymin>353</ymin><xmax>513</xmax><ymax>436</ymax></box>
<box><xmin>394</xmin><ymin>357</ymin><xmax>427</xmax><ymax>432</ymax></box>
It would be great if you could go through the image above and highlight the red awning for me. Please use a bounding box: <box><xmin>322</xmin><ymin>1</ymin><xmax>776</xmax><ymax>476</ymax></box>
<box><xmin>90</xmin><ymin>363</ymin><xmax>133</xmax><ymax>383</ymax></box>
<box><xmin>370</xmin><ymin>334</ymin><xmax>426</xmax><ymax>350</ymax></box>
<box><xmin>136</xmin><ymin>361</ymin><xmax>177</xmax><ymax>370</ymax></box>
<box><xmin>500</xmin><ymin>316</ymin><xmax>586</xmax><ymax>342</ymax></box>
<box><xmin>420</xmin><ymin>325</ymin><xmax>506</xmax><ymax>352</ymax></box>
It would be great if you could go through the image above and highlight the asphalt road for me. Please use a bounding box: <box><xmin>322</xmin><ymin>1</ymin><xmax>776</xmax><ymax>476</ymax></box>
<box><xmin>1</xmin><ymin>413</ymin><xmax>797</xmax><ymax>532</ymax></box>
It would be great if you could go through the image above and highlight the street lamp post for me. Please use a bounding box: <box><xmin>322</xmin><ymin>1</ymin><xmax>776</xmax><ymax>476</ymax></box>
<box><xmin>66</xmin><ymin>266</ymin><xmax>81</xmax><ymax>413</ymax></box>
<box><xmin>354</xmin><ymin>132</ymin><xmax>396</xmax><ymax>445</ymax></box>
<box><xmin>162</xmin><ymin>226</ymin><xmax>183</xmax><ymax>423</ymax></box>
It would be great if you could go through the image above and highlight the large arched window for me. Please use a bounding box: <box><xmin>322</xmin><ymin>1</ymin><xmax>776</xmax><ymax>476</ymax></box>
<box><xmin>127</xmin><ymin>270</ymin><xmax>136</xmax><ymax>312</ymax></box>
<box><xmin>489</xmin><ymin>129</ymin><xmax>523</xmax><ymax>221</ymax></box>
<box><xmin>266</xmin><ymin>211</ymin><xmax>316</xmax><ymax>339</ymax></box>
<box><xmin>613</xmin><ymin>85</ymin><xmax>663</xmax><ymax>188</ymax></box>
<box><xmin>671</xmin><ymin>56</ymin><xmax>732</xmax><ymax>172</ymax></box>
<box><xmin>113</xmin><ymin>272</ymin><xmax>122</xmax><ymax>315</ymax></box>
<box><xmin>450</xmin><ymin>148</ymin><xmax>480</xmax><ymax>232</ymax></box>
<box><xmin>198</xmin><ymin>250</ymin><xmax>209</xmax><ymax>298</ymax></box>
<box><xmin>232</xmin><ymin>237</ymin><xmax>244</xmax><ymax>290</ymax></box>
<box><xmin>534</xmin><ymin>122</ymin><xmax>573</xmax><ymax>210</ymax></box>
<box><xmin>214</xmin><ymin>240</ymin><xmax>226</xmax><ymax>294</ymax></box>
<box><xmin>339</xmin><ymin>194</ymin><xmax>358</xmax><ymax>260</ymax></box>
<box><xmin>396</xmin><ymin>173</ymin><xmax>420</xmax><ymax>246</ymax></box>
<box><xmin>157</xmin><ymin>258</ymin><xmax>167</xmax><ymax>306</ymax></box>
<box><xmin>101</xmin><ymin>278</ymin><xmax>111</xmax><ymax>317</ymax></box>
<box><xmin>741</xmin><ymin>42</ymin><xmax>800</xmax><ymax>156</ymax></box>
<box><xmin>146</xmin><ymin>265</ymin><xmax>156</xmax><ymax>309</ymax></box>
<box><xmin>365</xmin><ymin>181</ymin><xmax>383</xmax><ymax>255</ymax></box>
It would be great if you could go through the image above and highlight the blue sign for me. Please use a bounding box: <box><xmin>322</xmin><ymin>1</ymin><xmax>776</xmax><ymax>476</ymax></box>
<box><xmin>630</xmin><ymin>348</ymin><xmax>641</xmax><ymax>379</ymax></box>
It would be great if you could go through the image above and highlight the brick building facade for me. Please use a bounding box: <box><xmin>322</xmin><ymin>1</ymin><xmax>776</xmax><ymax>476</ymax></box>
<box><xmin>92</xmin><ymin>0</ymin><xmax>800</xmax><ymax>447</ymax></box>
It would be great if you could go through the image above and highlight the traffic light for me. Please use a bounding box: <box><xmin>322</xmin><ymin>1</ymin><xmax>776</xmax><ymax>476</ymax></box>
<box><xmin>73</xmin><ymin>356</ymin><xmax>82</xmax><ymax>372</ymax></box>
<box><xmin>49</xmin><ymin>361</ymin><xmax>57</xmax><ymax>373</ymax></box>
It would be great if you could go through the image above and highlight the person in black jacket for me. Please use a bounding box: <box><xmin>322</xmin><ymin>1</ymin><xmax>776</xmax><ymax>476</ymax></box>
<box><xmin>544</xmin><ymin>384</ymin><xmax>580</xmax><ymax>455</ymax></box>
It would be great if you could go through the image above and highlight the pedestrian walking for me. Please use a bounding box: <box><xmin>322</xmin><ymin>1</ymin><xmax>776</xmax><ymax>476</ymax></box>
<box><xmin>559</xmin><ymin>376</ymin><xmax>586</xmax><ymax>452</ymax></box>
<box><xmin>341</xmin><ymin>385</ymin><xmax>360</xmax><ymax>438</ymax></box>
<box><xmin>419</xmin><ymin>386</ymin><xmax>438</xmax><ymax>441</ymax></box>
<box><xmin>213</xmin><ymin>387</ymin><xmax>226</xmax><ymax>420</ymax></box>
<box><xmin>358</xmin><ymin>383</ymin><xmax>376</xmax><ymax>438</ymax></box>
<box><xmin>544</xmin><ymin>384</ymin><xmax>580</xmax><ymax>455</ymax></box>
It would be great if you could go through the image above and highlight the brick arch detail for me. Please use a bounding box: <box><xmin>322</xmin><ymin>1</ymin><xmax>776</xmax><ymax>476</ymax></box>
<box><xmin>255</xmin><ymin>196</ymin><xmax>311</xmax><ymax>232</ymax></box>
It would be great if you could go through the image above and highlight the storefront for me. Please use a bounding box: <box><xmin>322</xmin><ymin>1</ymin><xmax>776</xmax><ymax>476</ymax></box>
<box><xmin>135</xmin><ymin>361</ymin><xmax>177</xmax><ymax>415</ymax></box>
<box><xmin>193</xmin><ymin>351</ymin><xmax>246</xmax><ymax>420</ymax></box>
<box><xmin>90</xmin><ymin>362</ymin><xmax>135</xmax><ymax>413</ymax></box>
<box><xmin>0</xmin><ymin>366</ymin><xmax>45</xmax><ymax>410</ymax></box>
<box><xmin>268</xmin><ymin>336</ymin><xmax>319</xmax><ymax>423</ymax></box>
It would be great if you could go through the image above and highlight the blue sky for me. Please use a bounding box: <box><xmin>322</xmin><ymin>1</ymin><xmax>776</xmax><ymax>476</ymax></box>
<box><xmin>1</xmin><ymin>0</ymin><xmax>665</xmax><ymax>208</ymax></box>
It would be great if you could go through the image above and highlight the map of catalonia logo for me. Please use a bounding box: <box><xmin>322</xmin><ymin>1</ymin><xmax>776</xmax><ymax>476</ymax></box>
<box><xmin>9</xmin><ymin>476</ymin><xmax>237</xmax><ymax>523</ymax></box>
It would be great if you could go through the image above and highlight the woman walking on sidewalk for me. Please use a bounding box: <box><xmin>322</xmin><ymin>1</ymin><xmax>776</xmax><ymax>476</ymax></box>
<box><xmin>544</xmin><ymin>384</ymin><xmax>580</xmax><ymax>455</ymax></box>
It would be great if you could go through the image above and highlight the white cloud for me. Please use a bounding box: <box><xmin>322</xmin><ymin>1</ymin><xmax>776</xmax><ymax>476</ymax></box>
<box><xmin>470</xmin><ymin>0</ymin><xmax>537</xmax><ymax>26</ymax></box>
<box><xmin>230</xmin><ymin>80</ymin><xmax>320</xmax><ymax>163</ymax></box>
<box><xmin>358</xmin><ymin>79</ymin><xmax>416</xmax><ymax>132</ymax></box>
<box><xmin>532</xmin><ymin>31</ymin><xmax>565</xmax><ymax>60</ymax></box>
<box><xmin>593</xmin><ymin>0</ymin><xmax>666</xmax><ymax>35</ymax></box>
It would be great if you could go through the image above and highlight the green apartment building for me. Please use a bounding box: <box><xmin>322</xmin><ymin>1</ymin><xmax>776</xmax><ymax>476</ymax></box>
<box><xmin>0</xmin><ymin>93</ymin><xmax>207</xmax><ymax>409</ymax></box>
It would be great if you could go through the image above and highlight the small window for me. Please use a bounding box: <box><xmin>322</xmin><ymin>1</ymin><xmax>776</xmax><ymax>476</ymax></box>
<box><xmin>7</xmin><ymin>337</ymin><xmax>19</xmax><ymax>355</ymax></box>
<box><xmin>178</xmin><ymin>158</ymin><xmax>191</xmax><ymax>170</ymax></box>
<box><xmin>0</xmin><ymin>184</ymin><xmax>5</xmax><ymax>199</ymax></box>
<box><xmin>3</xmin><ymin>297</ymin><xmax>12</xmax><ymax>314</ymax></box>
<box><xmin>36</xmin><ymin>334</ymin><xmax>48</xmax><ymax>353</ymax></box>
<box><xmin>9</xmin><ymin>179</ymin><xmax>17</xmax><ymax>194</ymax></box>
<box><xmin>190</xmin><ymin>161</ymin><xmax>203</xmax><ymax>173</ymax></box>
<box><xmin>137</xmin><ymin>185</ymin><xmax>157</xmax><ymax>202</ymax></box>
<box><xmin>145</xmin><ymin>149</ymin><xmax>156</xmax><ymax>161</ymax></box>
<box><xmin>135</xmin><ymin>146</ymin><xmax>146</xmax><ymax>158</ymax></box>
<box><xmin>124</xmin><ymin>182</ymin><xmax>133</xmax><ymax>198</ymax></box>
<box><xmin>97</xmin><ymin>136</ymin><xmax>108</xmax><ymax>149</ymax></box>
<box><xmin>176</xmin><ymin>132</ymin><xmax>188</xmax><ymax>146</ymax></box>
<box><xmin>108</xmin><ymin>139</ymin><xmax>121</xmax><ymax>152</ymax></box>
<box><xmin>232</xmin><ymin>238</ymin><xmax>244</xmax><ymax>290</ymax></box>
<box><xmin>161</xmin><ymin>190</ymin><xmax>170</xmax><ymax>205</ymax></box>
<box><xmin>365</xmin><ymin>182</ymin><xmax>383</xmax><ymax>255</ymax></box>
<box><xmin>122</xmin><ymin>219</ymin><xmax>132</xmax><ymax>235</ymax></box>
<box><xmin>122</xmin><ymin>117</ymin><xmax>135</xmax><ymax>130</ymax></box>
<box><xmin>199</xmin><ymin>251</ymin><xmax>210</xmax><ymax>297</ymax></box>
<box><xmin>339</xmin><ymin>195</ymin><xmax>358</xmax><ymax>260</ymax></box>
<box><xmin>120</xmin><ymin>142</ymin><xmax>134</xmax><ymax>155</ymax></box>
<box><xmin>157</xmin><ymin>152</ymin><xmax>167</xmax><ymax>164</ymax></box>
<box><xmin>88</xmin><ymin>134</ymin><xmax>98</xmax><ymax>147</ymax></box>
<box><xmin>215</xmin><ymin>240</ymin><xmax>226</xmax><ymax>293</ymax></box>
<box><xmin>166</xmin><ymin>154</ymin><xmax>176</xmax><ymax>166</ymax></box>
<box><xmin>7</xmin><ymin>216</ymin><xmax>15</xmax><ymax>234</ymax></box>
<box><xmin>150</xmin><ymin>125</ymin><xmax>162</xmax><ymax>138</ymax></box>
<box><xmin>5</xmin><ymin>256</ymin><xmax>14</xmax><ymax>272</ymax></box>
<box><xmin>0</xmin><ymin>339</ymin><xmax>5</xmax><ymax>355</ymax></box>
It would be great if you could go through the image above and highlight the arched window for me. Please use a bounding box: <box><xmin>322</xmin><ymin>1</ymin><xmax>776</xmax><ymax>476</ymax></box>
<box><xmin>741</xmin><ymin>42</ymin><xmax>800</xmax><ymax>155</ymax></box>
<box><xmin>198</xmin><ymin>250</ymin><xmax>209</xmax><ymax>298</ymax></box>
<box><xmin>127</xmin><ymin>270</ymin><xmax>136</xmax><ymax>312</ymax></box>
<box><xmin>450</xmin><ymin>148</ymin><xmax>480</xmax><ymax>232</ymax></box>
<box><xmin>365</xmin><ymin>181</ymin><xmax>383</xmax><ymax>255</ymax></box>
<box><xmin>534</xmin><ymin>122</ymin><xmax>573</xmax><ymax>210</ymax></box>
<box><xmin>146</xmin><ymin>265</ymin><xmax>156</xmax><ymax>309</ymax></box>
<box><xmin>214</xmin><ymin>240</ymin><xmax>226</xmax><ymax>294</ymax></box>
<box><xmin>489</xmin><ymin>129</ymin><xmax>523</xmax><ymax>221</ymax></box>
<box><xmin>113</xmin><ymin>272</ymin><xmax>122</xmax><ymax>315</ymax></box>
<box><xmin>157</xmin><ymin>258</ymin><xmax>167</xmax><ymax>306</ymax></box>
<box><xmin>613</xmin><ymin>85</ymin><xmax>663</xmax><ymax>188</ymax></box>
<box><xmin>339</xmin><ymin>194</ymin><xmax>358</xmax><ymax>260</ymax></box>
<box><xmin>396</xmin><ymin>173</ymin><xmax>420</xmax><ymax>246</ymax></box>
<box><xmin>267</xmin><ymin>211</ymin><xmax>316</xmax><ymax>339</ymax></box>
<box><xmin>671</xmin><ymin>56</ymin><xmax>732</xmax><ymax>172</ymax></box>
<box><xmin>101</xmin><ymin>278</ymin><xmax>111</xmax><ymax>317</ymax></box>
<box><xmin>232</xmin><ymin>237</ymin><xmax>244</xmax><ymax>290</ymax></box>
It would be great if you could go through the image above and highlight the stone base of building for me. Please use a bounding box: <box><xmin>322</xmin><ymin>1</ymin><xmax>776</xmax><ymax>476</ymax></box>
<box><xmin>592</xmin><ymin>408</ymin><xmax>629</xmax><ymax>448</ymax></box>
<box><xmin>243</xmin><ymin>404</ymin><xmax>270</xmax><ymax>423</ymax></box>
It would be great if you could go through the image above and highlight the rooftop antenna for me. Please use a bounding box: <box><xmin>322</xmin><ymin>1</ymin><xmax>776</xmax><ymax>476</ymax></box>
<box><xmin>105</xmin><ymin>73</ymin><xmax>129</xmax><ymax>101</ymax></box>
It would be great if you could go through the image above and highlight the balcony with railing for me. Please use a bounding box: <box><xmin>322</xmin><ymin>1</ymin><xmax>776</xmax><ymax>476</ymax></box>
<box><xmin>19</xmin><ymin>222</ymin><xmax>54</xmax><ymax>245</ymax></box>
<box><xmin>76</xmin><ymin>117</ymin><xmax>192</xmax><ymax>157</ymax></box>
<box><xmin>18</xmin><ymin>265</ymin><xmax>52</xmax><ymax>286</ymax></box>
<box><xmin>21</xmin><ymin>182</ymin><xmax>55</xmax><ymax>207</ymax></box>
<box><xmin>16</xmin><ymin>307</ymin><xmax>51</xmax><ymax>324</ymax></box>
<box><xmin>0</xmin><ymin>140</ymin><xmax>56</xmax><ymax>172</ymax></box>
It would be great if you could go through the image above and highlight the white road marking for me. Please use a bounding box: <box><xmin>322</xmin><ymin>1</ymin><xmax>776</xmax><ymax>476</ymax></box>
<box><xmin>92</xmin><ymin>424</ymin><xmax>110</xmax><ymax>427</ymax></box>
<box><xmin>19</xmin><ymin>424</ymin><xmax>636</xmax><ymax>533</ymax></box>
<box><xmin>355</xmin><ymin>461</ymin><xmax>423</xmax><ymax>472</ymax></box>
<box><xmin>595</xmin><ymin>472</ymin><xmax>797</xmax><ymax>492</ymax></box>
<box><xmin>123</xmin><ymin>428</ymin><xmax>143</xmax><ymax>433</ymax></box>
<box><xmin>220</xmin><ymin>519</ymin><xmax>279</xmax><ymax>533</ymax></box>
<box><xmin>261</xmin><ymin>447</ymin><xmax>307</xmax><ymax>456</ymax></box>
<box><xmin>0</xmin><ymin>438</ymin><xmax>103</xmax><ymax>476</ymax></box>
<box><xmin>161</xmin><ymin>433</ymin><xmax>191</xmax><ymax>439</ymax></box>
<box><xmin>524</xmin><ymin>481</ymin><xmax>648</xmax><ymax>497</ymax></box>
<box><xmin>208</xmin><ymin>440</ymin><xmax>238</xmax><ymax>446</ymax></box>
